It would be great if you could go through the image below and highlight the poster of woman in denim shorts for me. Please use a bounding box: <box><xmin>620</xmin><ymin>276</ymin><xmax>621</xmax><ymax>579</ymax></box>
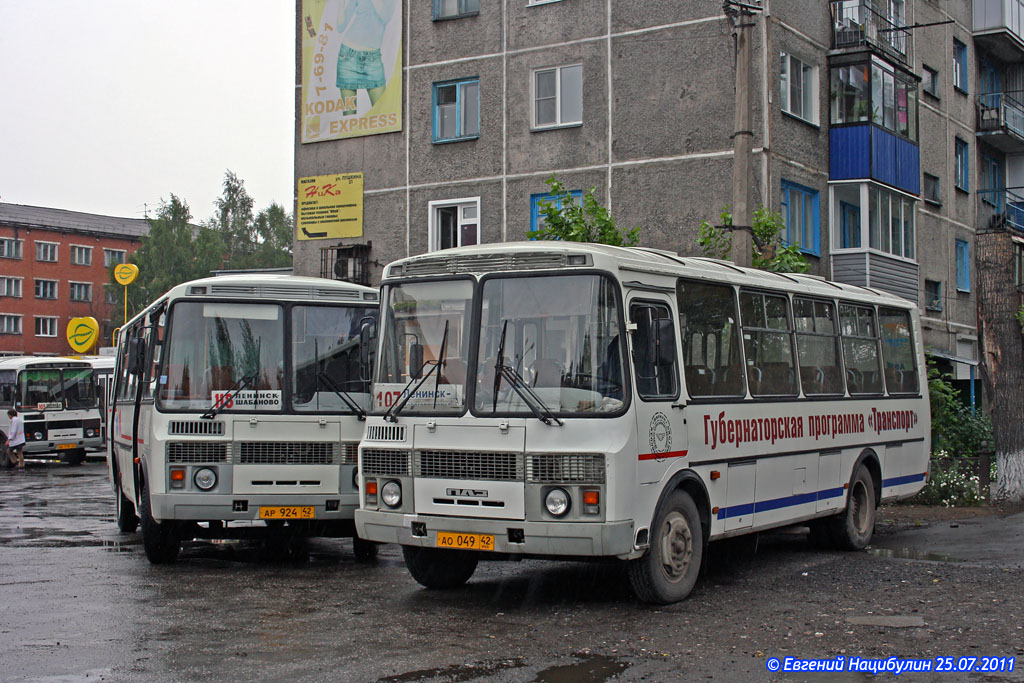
<box><xmin>301</xmin><ymin>0</ymin><xmax>402</xmax><ymax>142</ymax></box>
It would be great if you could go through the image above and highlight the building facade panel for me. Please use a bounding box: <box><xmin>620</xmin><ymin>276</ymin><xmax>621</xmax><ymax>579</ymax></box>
<box><xmin>507</xmin><ymin>0</ymin><xmax>607</xmax><ymax>52</ymax></box>
<box><xmin>409</xmin><ymin>1</ymin><xmax>504</xmax><ymax>66</ymax></box>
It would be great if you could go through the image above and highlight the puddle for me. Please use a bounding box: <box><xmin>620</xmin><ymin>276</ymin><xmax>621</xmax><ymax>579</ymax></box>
<box><xmin>534</xmin><ymin>655</ymin><xmax>629</xmax><ymax>683</ymax></box>
<box><xmin>378</xmin><ymin>658</ymin><xmax>524</xmax><ymax>682</ymax></box>
<box><xmin>866</xmin><ymin>547</ymin><xmax>964</xmax><ymax>563</ymax></box>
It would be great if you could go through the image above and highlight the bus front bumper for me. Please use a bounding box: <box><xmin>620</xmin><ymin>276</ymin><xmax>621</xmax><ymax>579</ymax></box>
<box><xmin>356</xmin><ymin>509</ymin><xmax>637</xmax><ymax>558</ymax></box>
<box><xmin>23</xmin><ymin>438</ymin><xmax>101</xmax><ymax>457</ymax></box>
<box><xmin>151</xmin><ymin>492</ymin><xmax>359</xmax><ymax>523</ymax></box>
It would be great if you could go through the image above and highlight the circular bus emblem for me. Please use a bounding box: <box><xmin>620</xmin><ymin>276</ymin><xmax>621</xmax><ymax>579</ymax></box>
<box><xmin>649</xmin><ymin>412</ymin><xmax>672</xmax><ymax>455</ymax></box>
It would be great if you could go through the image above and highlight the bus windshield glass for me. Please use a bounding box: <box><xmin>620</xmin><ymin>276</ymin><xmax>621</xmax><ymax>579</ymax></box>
<box><xmin>376</xmin><ymin>279</ymin><xmax>473</xmax><ymax>415</ymax></box>
<box><xmin>474</xmin><ymin>274</ymin><xmax>626</xmax><ymax>415</ymax></box>
<box><xmin>159</xmin><ymin>302</ymin><xmax>285</xmax><ymax>411</ymax></box>
<box><xmin>63</xmin><ymin>368</ymin><xmax>97</xmax><ymax>409</ymax></box>
<box><xmin>17</xmin><ymin>367</ymin><xmax>96</xmax><ymax>410</ymax></box>
<box><xmin>291</xmin><ymin>304</ymin><xmax>377</xmax><ymax>413</ymax></box>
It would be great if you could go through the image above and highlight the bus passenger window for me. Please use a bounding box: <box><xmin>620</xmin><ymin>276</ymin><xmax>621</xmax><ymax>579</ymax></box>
<box><xmin>793</xmin><ymin>297</ymin><xmax>844</xmax><ymax>395</ymax></box>
<box><xmin>677</xmin><ymin>280</ymin><xmax>745</xmax><ymax>398</ymax></box>
<box><xmin>839</xmin><ymin>304</ymin><xmax>883</xmax><ymax>395</ymax></box>
<box><xmin>878</xmin><ymin>307</ymin><xmax>919</xmax><ymax>394</ymax></box>
<box><xmin>740</xmin><ymin>291</ymin><xmax>797</xmax><ymax>397</ymax></box>
<box><xmin>630</xmin><ymin>303</ymin><xmax>679</xmax><ymax>400</ymax></box>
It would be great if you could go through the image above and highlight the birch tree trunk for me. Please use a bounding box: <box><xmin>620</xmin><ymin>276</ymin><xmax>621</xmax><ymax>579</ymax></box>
<box><xmin>976</xmin><ymin>228</ymin><xmax>1024</xmax><ymax>502</ymax></box>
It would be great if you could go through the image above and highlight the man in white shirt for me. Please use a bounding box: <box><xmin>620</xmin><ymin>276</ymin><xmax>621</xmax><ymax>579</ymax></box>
<box><xmin>6</xmin><ymin>409</ymin><xmax>25</xmax><ymax>470</ymax></box>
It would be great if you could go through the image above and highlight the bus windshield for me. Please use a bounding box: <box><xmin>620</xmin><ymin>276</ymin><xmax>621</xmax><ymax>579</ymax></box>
<box><xmin>291</xmin><ymin>304</ymin><xmax>376</xmax><ymax>413</ymax></box>
<box><xmin>17</xmin><ymin>367</ymin><xmax>97</xmax><ymax>410</ymax></box>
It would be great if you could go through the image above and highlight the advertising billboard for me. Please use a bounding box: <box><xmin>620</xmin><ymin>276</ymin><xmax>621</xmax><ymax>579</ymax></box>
<box><xmin>296</xmin><ymin>173</ymin><xmax>364</xmax><ymax>240</ymax></box>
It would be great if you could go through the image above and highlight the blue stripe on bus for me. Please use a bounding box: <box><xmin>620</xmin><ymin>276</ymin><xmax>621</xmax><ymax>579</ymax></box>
<box><xmin>715</xmin><ymin>475</ymin><xmax>925</xmax><ymax>520</ymax></box>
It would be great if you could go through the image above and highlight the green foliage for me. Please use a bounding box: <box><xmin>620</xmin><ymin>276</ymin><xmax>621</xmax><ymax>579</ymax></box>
<box><xmin>913</xmin><ymin>451</ymin><xmax>990</xmax><ymax>507</ymax></box>
<box><xmin>697</xmin><ymin>206</ymin><xmax>810</xmax><ymax>273</ymax></box>
<box><xmin>527</xmin><ymin>176</ymin><xmax>640</xmax><ymax>246</ymax></box>
<box><xmin>1016</xmin><ymin>304</ymin><xmax>1024</xmax><ymax>333</ymax></box>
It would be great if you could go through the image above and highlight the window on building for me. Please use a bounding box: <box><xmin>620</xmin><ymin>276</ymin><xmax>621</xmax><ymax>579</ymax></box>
<box><xmin>0</xmin><ymin>314</ymin><xmax>22</xmax><ymax>335</ymax></box>
<box><xmin>955</xmin><ymin>239</ymin><xmax>970</xmax><ymax>292</ymax></box>
<box><xmin>70</xmin><ymin>282</ymin><xmax>93</xmax><ymax>302</ymax></box>
<box><xmin>955</xmin><ymin>137</ymin><xmax>969</xmax><ymax>191</ymax></box>
<box><xmin>35</xmin><ymin>316</ymin><xmax>58</xmax><ymax>337</ymax></box>
<box><xmin>35</xmin><ymin>279</ymin><xmax>57</xmax><ymax>300</ymax></box>
<box><xmin>780</xmin><ymin>52</ymin><xmax>818</xmax><ymax>124</ymax></box>
<box><xmin>36</xmin><ymin>241</ymin><xmax>58</xmax><ymax>262</ymax></box>
<box><xmin>953</xmin><ymin>39</ymin><xmax>968</xmax><ymax>93</ymax></box>
<box><xmin>830</xmin><ymin>63</ymin><xmax>871</xmax><ymax>124</ymax></box>
<box><xmin>834</xmin><ymin>184</ymin><xmax>863</xmax><ymax>250</ymax></box>
<box><xmin>0</xmin><ymin>277</ymin><xmax>22</xmax><ymax>298</ymax></box>
<box><xmin>433</xmin><ymin>79</ymin><xmax>480</xmax><ymax>142</ymax></box>
<box><xmin>104</xmin><ymin>285</ymin><xmax>118</xmax><ymax>305</ymax></box>
<box><xmin>70</xmin><ymin>245</ymin><xmax>93</xmax><ymax>266</ymax></box>
<box><xmin>781</xmin><ymin>180</ymin><xmax>820</xmax><ymax>255</ymax></box>
<box><xmin>429</xmin><ymin>198</ymin><xmax>480</xmax><ymax>251</ymax></box>
<box><xmin>530</xmin><ymin>189</ymin><xmax>582</xmax><ymax>233</ymax></box>
<box><xmin>922</xmin><ymin>64</ymin><xmax>939</xmax><ymax>97</ymax></box>
<box><xmin>0</xmin><ymin>238</ymin><xmax>23</xmax><ymax>259</ymax></box>
<box><xmin>533</xmin><ymin>64</ymin><xmax>583</xmax><ymax>129</ymax></box>
<box><xmin>433</xmin><ymin>0</ymin><xmax>479</xmax><ymax>20</ymax></box>
<box><xmin>527</xmin><ymin>0</ymin><xmax>562</xmax><ymax>5</ymax></box>
<box><xmin>104</xmin><ymin>249</ymin><xmax>126</xmax><ymax>267</ymax></box>
<box><xmin>923</xmin><ymin>173</ymin><xmax>941</xmax><ymax>205</ymax></box>
<box><xmin>924</xmin><ymin>279</ymin><xmax>943</xmax><ymax>311</ymax></box>
<box><xmin>867</xmin><ymin>186</ymin><xmax>915</xmax><ymax>259</ymax></box>
<box><xmin>830</xmin><ymin>61</ymin><xmax>917</xmax><ymax>141</ymax></box>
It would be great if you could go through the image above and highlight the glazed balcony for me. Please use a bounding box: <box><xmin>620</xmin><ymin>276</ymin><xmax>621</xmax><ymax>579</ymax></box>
<box><xmin>974</xmin><ymin>0</ymin><xmax>1024</xmax><ymax>62</ymax></box>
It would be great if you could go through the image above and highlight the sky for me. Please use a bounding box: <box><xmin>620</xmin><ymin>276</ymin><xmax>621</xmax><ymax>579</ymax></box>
<box><xmin>0</xmin><ymin>0</ymin><xmax>295</xmax><ymax>222</ymax></box>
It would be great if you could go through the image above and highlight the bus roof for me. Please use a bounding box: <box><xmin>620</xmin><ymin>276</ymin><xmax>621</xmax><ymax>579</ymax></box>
<box><xmin>0</xmin><ymin>356</ymin><xmax>93</xmax><ymax>371</ymax></box>
<box><xmin>382</xmin><ymin>241</ymin><xmax>914</xmax><ymax>308</ymax></box>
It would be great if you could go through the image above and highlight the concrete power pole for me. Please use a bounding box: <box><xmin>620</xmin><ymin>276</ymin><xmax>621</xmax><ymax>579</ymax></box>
<box><xmin>725</xmin><ymin>1</ymin><xmax>762</xmax><ymax>269</ymax></box>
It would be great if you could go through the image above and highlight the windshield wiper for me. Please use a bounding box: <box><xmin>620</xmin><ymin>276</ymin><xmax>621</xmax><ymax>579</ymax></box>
<box><xmin>433</xmin><ymin>321</ymin><xmax>450</xmax><ymax>409</ymax></box>
<box><xmin>201</xmin><ymin>338</ymin><xmax>261</xmax><ymax>419</ymax></box>
<box><xmin>383</xmin><ymin>359</ymin><xmax>442</xmax><ymax>423</ymax></box>
<box><xmin>316</xmin><ymin>372</ymin><xmax>366</xmax><ymax>421</ymax></box>
<box><xmin>491</xmin><ymin>321</ymin><xmax>562</xmax><ymax>427</ymax></box>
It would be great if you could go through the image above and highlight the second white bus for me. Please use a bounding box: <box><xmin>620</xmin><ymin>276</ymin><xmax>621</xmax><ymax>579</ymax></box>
<box><xmin>355</xmin><ymin>242</ymin><xmax>930</xmax><ymax>604</ymax></box>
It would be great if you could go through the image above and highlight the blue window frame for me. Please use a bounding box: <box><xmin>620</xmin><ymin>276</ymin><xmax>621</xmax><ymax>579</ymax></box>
<box><xmin>840</xmin><ymin>201</ymin><xmax>861</xmax><ymax>249</ymax></box>
<box><xmin>953</xmin><ymin>39</ymin><xmax>968</xmax><ymax>93</ymax></box>
<box><xmin>955</xmin><ymin>137</ymin><xmax>969</xmax><ymax>191</ymax></box>
<box><xmin>432</xmin><ymin>79</ymin><xmax>480</xmax><ymax>143</ymax></box>
<box><xmin>955</xmin><ymin>239</ymin><xmax>970</xmax><ymax>292</ymax></box>
<box><xmin>530</xmin><ymin>189</ymin><xmax>582</xmax><ymax>233</ymax></box>
<box><xmin>434</xmin><ymin>0</ymin><xmax>479</xmax><ymax>20</ymax></box>
<box><xmin>780</xmin><ymin>180</ymin><xmax>820</xmax><ymax>255</ymax></box>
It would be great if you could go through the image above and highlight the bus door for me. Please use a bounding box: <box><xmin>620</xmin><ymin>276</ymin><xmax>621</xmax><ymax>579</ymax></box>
<box><xmin>627</xmin><ymin>297</ymin><xmax>685</xmax><ymax>485</ymax></box>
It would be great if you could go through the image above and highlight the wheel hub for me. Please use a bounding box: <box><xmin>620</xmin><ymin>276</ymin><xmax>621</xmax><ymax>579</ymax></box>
<box><xmin>659</xmin><ymin>511</ymin><xmax>693</xmax><ymax>581</ymax></box>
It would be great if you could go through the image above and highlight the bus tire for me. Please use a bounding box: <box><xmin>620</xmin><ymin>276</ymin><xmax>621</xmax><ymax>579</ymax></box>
<box><xmin>829</xmin><ymin>465</ymin><xmax>876</xmax><ymax>550</ymax></box>
<box><xmin>139</xmin><ymin>484</ymin><xmax>180</xmax><ymax>564</ymax></box>
<box><xmin>627</xmin><ymin>489</ymin><xmax>703</xmax><ymax>604</ymax></box>
<box><xmin>353</xmin><ymin>538</ymin><xmax>379</xmax><ymax>563</ymax></box>
<box><xmin>116</xmin><ymin>489</ymin><xmax>139</xmax><ymax>533</ymax></box>
<box><xmin>402</xmin><ymin>546</ymin><xmax>477</xmax><ymax>589</ymax></box>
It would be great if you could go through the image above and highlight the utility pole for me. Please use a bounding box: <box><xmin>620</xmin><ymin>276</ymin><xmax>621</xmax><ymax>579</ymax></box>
<box><xmin>724</xmin><ymin>1</ymin><xmax>762</xmax><ymax>269</ymax></box>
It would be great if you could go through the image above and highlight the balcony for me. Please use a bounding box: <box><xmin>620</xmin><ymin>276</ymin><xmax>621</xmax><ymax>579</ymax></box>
<box><xmin>974</xmin><ymin>0</ymin><xmax>1024</xmax><ymax>62</ymax></box>
<box><xmin>976</xmin><ymin>92</ymin><xmax>1024</xmax><ymax>152</ymax></box>
<box><xmin>831</xmin><ymin>0</ymin><xmax>911</xmax><ymax>65</ymax></box>
<box><xmin>977</xmin><ymin>188</ymin><xmax>1024</xmax><ymax>233</ymax></box>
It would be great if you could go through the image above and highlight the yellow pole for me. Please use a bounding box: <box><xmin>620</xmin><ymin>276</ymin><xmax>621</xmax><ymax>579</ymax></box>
<box><xmin>124</xmin><ymin>285</ymin><xmax>128</xmax><ymax>326</ymax></box>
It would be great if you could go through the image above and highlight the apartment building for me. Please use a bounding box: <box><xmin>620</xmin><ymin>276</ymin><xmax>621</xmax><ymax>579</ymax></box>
<box><xmin>0</xmin><ymin>203</ymin><xmax>148</xmax><ymax>356</ymax></box>
<box><xmin>292</xmin><ymin>0</ymin><xmax>1024</xmax><ymax>388</ymax></box>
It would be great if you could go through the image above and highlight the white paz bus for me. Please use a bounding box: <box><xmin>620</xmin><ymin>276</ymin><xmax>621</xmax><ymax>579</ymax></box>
<box><xmin>355</xmin><ymin>242</ymin><xmax>930</xmax><ymax>604</ymax></box>
<box><xmin>108</xmin><ymin>274</ymin><xmax>379</xmax><ymax>563</ymax></box>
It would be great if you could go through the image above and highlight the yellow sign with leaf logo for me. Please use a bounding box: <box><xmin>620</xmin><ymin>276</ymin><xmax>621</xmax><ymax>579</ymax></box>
<box><xmin>114</xmin><ymin>263</ymin><xmax>139</xmax><ymax>285</ymax></box>
<box><xmin>67</xmin><ymin>317</ymin><xmax>100</xmax><ymax>353</ymax></box>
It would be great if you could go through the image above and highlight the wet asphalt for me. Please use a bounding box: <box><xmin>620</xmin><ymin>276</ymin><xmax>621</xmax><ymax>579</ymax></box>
<box><xmin>1</xmin><ymin>460</ymin><xmax>1022</xmax><ymax>683</ymax></box>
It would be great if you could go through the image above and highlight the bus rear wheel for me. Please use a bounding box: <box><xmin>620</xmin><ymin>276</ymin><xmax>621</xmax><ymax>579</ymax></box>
<box><xmin>116</xmin><ymin>489</ymin><xmax>139</xmax><ymax>533</ymax></box>
<box><xmin>140</xmin><ymin>484</ymin><xmax>180</xmax><ymax>564</ymax></box>
<box><xmin>402</xmin><ymin>546</ymin><xmax>477</xmax><ymax>589</ymax></box>
<box><xmin>628</xmin><ymin>489</ymin><xmax>704</xmax><ymax>604</ymax></box>
<box><xmin>829</xmin><ymin>465</ymin><xmax>876</xmax><ymax>550</ymax></box>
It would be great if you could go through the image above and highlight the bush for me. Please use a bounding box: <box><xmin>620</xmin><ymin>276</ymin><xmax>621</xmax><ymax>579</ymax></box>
<box><xmin>914</xmin><ymin>450</ymin><xmax>990</xmax><ymax>507</ymax></box>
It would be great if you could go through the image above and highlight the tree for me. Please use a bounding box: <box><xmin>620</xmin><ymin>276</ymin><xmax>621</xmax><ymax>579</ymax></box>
<box><xmin>528</xmin><ymin>176</ymin><xmax>640</xmax><ymax>246</ymax></box>
<box><xmin>208</xmin><ymin>171</ymin><xmax>293</xmax><ymax>270</ymax></box>
<box><xmin>697</xmin><ymin>206</ymin><xmax>810</xmax><ymax>273</ymax></box>
<box><xmin>976</xmin><ymin>228</ymin><xmax>1024</xmax><ymax>501</ymax></box>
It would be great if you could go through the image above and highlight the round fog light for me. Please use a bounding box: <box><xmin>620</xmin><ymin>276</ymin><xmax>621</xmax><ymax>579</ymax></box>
<box><xmin>194</xmin><ymin>467</ymin><xmax>217</xmax><ymax>491</ymax></box>
<box><xmin>380</xmin><ymin>480</ymin><xmax>402</xmax><ymax>508</ymax></box>
<box><xmin>545</xmin><ymin>488</ymin><xmax>571</xmax><ymax>517</ymax></box>
<box><xmin>34</xmin><ymin>432</ymin><xmax>43</xmax><ymax>440</ymax></box>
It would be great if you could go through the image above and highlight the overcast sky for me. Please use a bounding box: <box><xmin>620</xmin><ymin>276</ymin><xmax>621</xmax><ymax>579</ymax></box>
<box><xmin>0</xmin><ymin>0</ymin><xmax>294</xmax><ymax>222</ymax></box>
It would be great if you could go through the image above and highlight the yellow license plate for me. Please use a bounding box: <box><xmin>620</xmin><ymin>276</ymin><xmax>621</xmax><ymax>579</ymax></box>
<box><xmin>436</xmin><ymin>531</ymin><xmax>494</xmax><ymax>551</ymax></box>
<box><xmin>57</xmin><ymin>443</ymin><xmax>76</xmax><ymax>450</ymax></box>
<box><xmin>259</xmin><ymin>506</ymin><xmax>315</xmax><ymax>520</ymax></box>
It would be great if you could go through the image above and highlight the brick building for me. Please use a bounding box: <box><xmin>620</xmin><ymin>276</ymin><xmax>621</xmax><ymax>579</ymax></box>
<box><xmin>0</xmin><ymin>203</ymin><xmax>149</xmax><ymax>356</ymax></box>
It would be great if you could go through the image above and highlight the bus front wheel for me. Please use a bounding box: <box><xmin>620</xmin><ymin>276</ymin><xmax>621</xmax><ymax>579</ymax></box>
<box><xmin>402</xmin><ymin>546</ymin><xmax>477</xmax><ymax>589</ymax></box>
<box><xmin>139</xmin><ymin>485</ymin><xmax>181</xmax><ymax>564</ymax></box>
<box><xmin>829</xmin><ymin>465</ymin><xmax>876</xmax><ymax>550</ymax></box>
<box><xmin>628</xmin><ymin>489</ymin><xmax>704</xmax><ymax>604</ymax></box>
<box><xmin>116</xmin><ymin>489</ymin><xmax>139</xmax><ymax>533</ymax></box>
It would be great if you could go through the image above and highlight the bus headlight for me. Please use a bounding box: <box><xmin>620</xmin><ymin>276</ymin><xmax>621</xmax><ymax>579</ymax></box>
<box><xmin>194</xmin><ymin>467</ymin><xmax>217</xmax><ymax>491</ymax></box>
<box><xmin>544</xmin><ymin>488</ymin><xmax>571</xmax><ymax>517</ymax></box>
<box><xmin>33</xmin><ymin>432</ymin><xmax>43</xmax><ymax>441</ymax></box>
<box><xmin>380</xmin><ymin>480</ymin><xmax>402</xmax><ymax>508</ymax></box>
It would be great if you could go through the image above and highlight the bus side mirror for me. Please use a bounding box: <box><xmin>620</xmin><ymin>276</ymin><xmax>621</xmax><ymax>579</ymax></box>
<box><xmin>126</xmin><ymin>338</ymin><xmax>145</xmax><ymax>375</ymax></box>
<box><xmin>655</xmin><ymin>319</ymin><xmax>675</xmax><ymax>367</ymax></box>
<box><xmin>409</xmin><ymin>343</ymin><xmax>424</xmax><ymax>380</ymax></box>
<box><xmin>359</xmin><ymin>321</ymin><xmax>376</xmax><ymax>377</ymax></box>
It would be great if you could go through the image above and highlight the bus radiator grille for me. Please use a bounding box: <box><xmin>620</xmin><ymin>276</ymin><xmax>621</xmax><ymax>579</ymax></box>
<box><xmin>339</xmin><ymin>442</ymin><xmax>359</xmax><ymax>465</ymax></box>
<box><xmin>526</xmin><ymin>453</ymin><xmax>606</xmax><ymax>484</ymax></box>
<box><xmin>167</xmin><ymin>442</ymin><xmax>229</xmax><ymax>464</ymax></box>
<box><xmin>416</xmin><ymin>450</ymin><xmax>523</xmax><ymax>482</ymax></box>
<box><xmin>168</xmin><ymin>420</ymin><xmax>225</xmax><ymax>436</ymax></box>
<box><xmin>236</xmin><ymin>442</ymin><xmax>336</xmax><ymax>465</ymax></box>
<box><xmin>364</xmin><ymin>424</ymin><xmax>407</xmax><ymax>442</ymax></box>
<box><xmin>362</xmin><ymin>448</ymin><xmax>412</xmax><ymax>476</ymax></box>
